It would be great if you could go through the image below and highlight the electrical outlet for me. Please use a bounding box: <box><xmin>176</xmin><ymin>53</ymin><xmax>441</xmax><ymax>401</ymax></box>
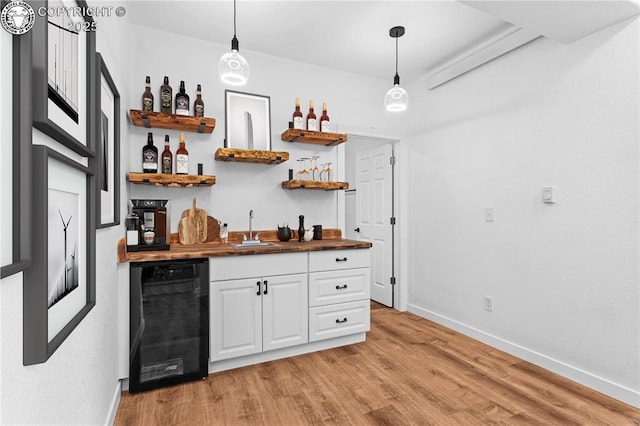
<box><xmin>484</xmin><ymin>296</ymin><xmax>494</xmax><ymax>312</ymax></box>
<box><xmin>485</xmin><ymin>207</ymin><xmax>494</xmax><ymax>222</ymax></box>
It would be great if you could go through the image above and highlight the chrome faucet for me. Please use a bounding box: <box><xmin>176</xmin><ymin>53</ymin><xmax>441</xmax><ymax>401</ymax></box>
<box><xmin>249</xmin><ymin>210</ymin><xmax>254</xmax><ymax>241</ymax></box>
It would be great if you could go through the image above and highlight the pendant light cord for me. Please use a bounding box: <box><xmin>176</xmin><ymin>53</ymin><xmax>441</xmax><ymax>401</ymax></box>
<box><xmin>395</xmin><ymin>36</ymin><xmax>399</xmax><ymax>76</ymax></box>
<box><xmin>233</xmin><ymin>0</ymin><xmax>237</xmax><ymax>37</ymax></box>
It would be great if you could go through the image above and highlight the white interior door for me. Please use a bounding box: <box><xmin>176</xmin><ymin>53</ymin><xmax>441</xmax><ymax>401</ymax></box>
<box><xmin>355</xmin><ymin>144</ymin><xmax>393</xmax><ymax>307</ymax></box>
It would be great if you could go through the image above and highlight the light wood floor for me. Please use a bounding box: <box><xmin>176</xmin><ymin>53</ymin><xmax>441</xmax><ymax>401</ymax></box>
<box><xmin>115</xmin><ymin>302</ymin><xmax>640</xmax><ymax>425</ymax></box>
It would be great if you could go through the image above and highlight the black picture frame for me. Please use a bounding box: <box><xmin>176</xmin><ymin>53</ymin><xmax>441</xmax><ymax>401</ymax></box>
<box><xmin>224</xmin><ymin>90</ymin><xmax>272</xmax><ymax>151</ymax></box>
<box><xmin>23</xmin><ymin>145</ymin><xmax>96</xmax><ymax>365</ymax></box>
<box><xmin>93</xmin><ymin>52</ymin><xmax>120</xmax><ymax>228</ymax></box>
<box><xmin>1</xmin><ymin>22</ymin><xmax>32</xmax><ymax>278</ymax></box>
<box><xmin>31</xmin><ymin>0</ymin><xmax>96</xmax><ymax>158</ymax></box>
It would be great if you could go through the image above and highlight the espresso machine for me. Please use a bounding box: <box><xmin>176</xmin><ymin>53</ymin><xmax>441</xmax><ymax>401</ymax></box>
<box><xmin>127</xmin><ymin>199</ymin><xmax>171</xmax><ymax>252</ymax></box>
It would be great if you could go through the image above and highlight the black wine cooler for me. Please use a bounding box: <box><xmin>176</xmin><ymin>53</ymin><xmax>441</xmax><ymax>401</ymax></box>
<box><xmin>129</xmin><ymin>258</ymin><xmax>209</xmax><ymax>393</ymax></box>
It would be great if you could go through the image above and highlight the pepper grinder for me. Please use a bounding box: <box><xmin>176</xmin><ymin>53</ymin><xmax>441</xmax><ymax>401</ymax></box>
<box><xmin>298</xmin><ymin>215</ymin><xmax>305</xmax><ymax>242</ymax></box>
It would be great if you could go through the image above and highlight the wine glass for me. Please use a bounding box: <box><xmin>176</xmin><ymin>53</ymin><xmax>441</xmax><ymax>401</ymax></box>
<box><xmin>320</xmin><ymin>162</ymin><xmax>333</xmax><ymax>182</ymax></box>
<box><xmin>295</xmin><ymin>159</ymin><xmax>305</xmax><ymax>180</ymax></box>
<box><xmin>298</xmin><ymin>157</ymin><xmax>311</xmax><ymax>180</ymax></box>
<box><xmin>310</xmin><ymin>155</ymin><xmax>320</xmax><ymax>181</ymax></box>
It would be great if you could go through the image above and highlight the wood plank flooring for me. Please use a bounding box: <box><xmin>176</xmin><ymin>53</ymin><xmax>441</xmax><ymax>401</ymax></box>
<box><xmin>115</xmin><ymin>302</ymin><xmax>640</xmax><ymax>425</ymax></box>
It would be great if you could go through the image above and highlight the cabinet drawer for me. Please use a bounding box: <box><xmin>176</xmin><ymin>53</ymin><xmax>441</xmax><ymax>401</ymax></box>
<box><xmin>309</xmin><ymin>300</ymin><xmax>370</xmax><ymax>342</ymax></box>
<box><xmin>309</xmin><ymin>268</ymin><xmax>370</xmax><ymax>307</ymax></box>
<box><xmin>210</xmin><ymin>252</ymin><xmax>306</xmax><ymax>281</ymax></box>
<box><xmin>309</xmin><ymin>249</ymin><xmax>370</xmax><ymax>272</ymax></box>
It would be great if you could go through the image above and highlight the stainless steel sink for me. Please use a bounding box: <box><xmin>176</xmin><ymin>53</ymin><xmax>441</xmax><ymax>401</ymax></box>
<box><xmin>232</xmin><ymin>242</ymin><xmax>280</xmax><ymax>248</ymax></box>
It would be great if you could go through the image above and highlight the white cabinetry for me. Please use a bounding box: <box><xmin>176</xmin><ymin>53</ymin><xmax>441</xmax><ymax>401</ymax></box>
<box><xmin>308</xmin><ymin>249</ymin><xmax>371</xmax><ymax>342</ymax></box>
<box><xmin>210</xmin><ymin>253</ymin><xmax>308</xmax><ymax>361</ymax></box>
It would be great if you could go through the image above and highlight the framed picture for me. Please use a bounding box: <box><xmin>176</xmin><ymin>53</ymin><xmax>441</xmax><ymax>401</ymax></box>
<box><xmin>224</xmin><ymin>90</ymin><xmax>271</xmax><ymax>150</ymax></box>
<box><xmin>94</xmin><ymin>52</ymin><xmax>120</xmax><ymax>228</ymax></box>
<box><xmin>31</xmin><ymin>0</ymin><xmax>96</xmax><ymax>157</ymax></box>
<box><xmin>24</xmin><ymin>145</ymin><xmax>96</xmax><ymax>365</ymax></box>
<box><xmin>1</xmin><ymin>29</ymin><xmax>32</xmax><ymax>278</ymax></box>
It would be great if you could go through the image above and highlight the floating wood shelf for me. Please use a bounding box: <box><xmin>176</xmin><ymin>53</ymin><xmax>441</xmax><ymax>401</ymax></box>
<box><xmin>128</xmin><ymin>172</ymin><xmax>216</xmax><ymax>187</ymax></box>
<box><xmin>282</xmin><ymin>179</ymin><xmax>349</xmax><ymax>191</ymax></box>
<box><xmin>129</xmin><ymin>109</ymin><xmax>216</xmax><ymax>134</ymax></box>
<box><xmin>215</xmin><ymin>148</ymin><xmax>289</xmax><ymax>164</ymax></box>
<box><xmin>281</xmin><ymin>129</ymin><xmax>347</xmax><ymax>146</ymax></box>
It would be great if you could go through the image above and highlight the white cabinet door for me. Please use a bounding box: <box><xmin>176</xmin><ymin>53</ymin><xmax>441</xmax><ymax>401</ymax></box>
<box><xmin>211</xmin><ymin>278</ymin><xmax>262</xmax><ymax>361</ymax></box>
<box><xmin>262</xmin><ymin>273</ymin><xmax>308</xmax><ymax>352</ymax></box>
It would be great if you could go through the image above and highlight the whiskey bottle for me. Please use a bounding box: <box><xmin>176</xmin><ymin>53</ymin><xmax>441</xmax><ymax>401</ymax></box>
<box><xmin>160</xmin><ymin>76</ymin><xmax>172</xmax><ymax>114</ymax></box>
<box><xmin>175</xmin><ymin>132</ymin><xmax>189</xmax><ymax>174</ymax></box>
<box><xmin>293</xmin><ymin>97</ymin><xmax>304</xmax><ymax>130</ymax></box>
<box><xmin>142</xmin><ymin>132</ymin><xmax>158</xmax><ymax>173</ymax></box>
<box><xmin>161</xmin><ymin>135</ymin><xmax>172</xmax><ymax>174</ymax></box>
<box><xmin>194</xmin><ymin>84</ymin><xmax>204</xmax><ymax>117</ymax></box>
<box><xmin>175</xmin><ymin>80</ymin><xmax>190</xmax><ymax>116</ymax></box>
<box><xmin>306</xmin><ymin>100</ymin><xmax>317</xmax><ymax>132</ymax></box>
<box><xmin>320</xmin><ymin>102</ymin><xmax>330</xmax><ymax>132</ymax></box>
<box><xmin>142</xmin><ymin>76</ymin><xmax>153</xmax><ymax>111</ymax></box>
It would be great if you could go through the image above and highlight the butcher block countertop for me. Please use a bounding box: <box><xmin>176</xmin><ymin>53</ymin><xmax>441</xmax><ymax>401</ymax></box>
<box><xmin>117</xmin><ymin>228</ymin><xmax>371</xmax><ymax>263</ymax></box>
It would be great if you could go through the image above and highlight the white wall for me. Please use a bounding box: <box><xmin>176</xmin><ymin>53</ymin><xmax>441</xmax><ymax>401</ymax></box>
<box><xmin>127</xmin><ymin>25</ymin><xmax>395</xmax><ymax>234</ymax></box>
<box><xmin>403</xmin><ymin>17</ymin><xmax>639</xmax><ymax>407</ymax></box>
<box><xmin>0</xmin><ymin>2</ymin><xmax>131</xmax><ymax>424</ymax></box>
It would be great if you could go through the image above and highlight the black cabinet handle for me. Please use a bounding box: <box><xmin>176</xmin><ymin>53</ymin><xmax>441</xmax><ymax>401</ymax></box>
<box><xmin>335</xmin><ymin>284</ymin><xmax>348</xmax><ymax>290</ymax></box>
<box><xmin>354</xmin><ymin>227</ymin><xmax>360</xmax><ymax>233</ymax></box>
<box><xmin>335</xmin><ymin>318</ymin><xmax>348</xmax><ymax>324</ymax></box>
<box><xmin>256</xmin><ymin>281</ymin><xmax>261</xmax><ymax>296</ymax></box>
<box><xmin>263</xmin><ymin>280</ymin><xmax>268</xmax><ymax>295</ymax></box>
<box><xmin>335</xmin><ymin>257</ymin><xmax>348</xmax><ymax>262</ymax></box>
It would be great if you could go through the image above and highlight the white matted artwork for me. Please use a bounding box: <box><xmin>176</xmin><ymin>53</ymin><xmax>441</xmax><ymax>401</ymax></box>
<box><xmin>224</xmin><ymin>90</ymin><xmax>271</xmax><ymax>150</ymax></box>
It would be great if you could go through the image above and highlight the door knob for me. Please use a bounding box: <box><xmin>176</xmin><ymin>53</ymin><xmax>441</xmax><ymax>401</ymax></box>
<box><xmin>354</xmin><ymin>227</ymin><xmax>360</xmax><ymax>232</ymax></box>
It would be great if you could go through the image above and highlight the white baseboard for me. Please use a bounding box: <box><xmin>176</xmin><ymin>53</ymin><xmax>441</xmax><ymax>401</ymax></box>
<box><xmin>406</xmin><ymin>303</ymin><xmax>640</xmax><ymax>409</ymax></box>
<box><xmin>104</xmin><ymin>380</ymin><xmax>122</xmax><ymax>426</ymax></box>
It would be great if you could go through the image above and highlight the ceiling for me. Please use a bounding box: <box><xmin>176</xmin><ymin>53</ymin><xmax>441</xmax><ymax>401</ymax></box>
<box><xmin>125</xmin><ymin>1</ymin><xmax>639</xmax><ymax>85</ymax></box>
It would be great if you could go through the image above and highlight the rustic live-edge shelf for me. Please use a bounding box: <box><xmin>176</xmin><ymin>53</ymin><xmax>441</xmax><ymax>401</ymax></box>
<box><xmin>215</xmin><ymin>147</ymin><xmax>289</xmax><ymax>164</ymax></box>
<box><xmin>282</xmin><ymin>179</ymin><xmax>349</xmax><ymax>191</ymax></box>
<box><xmin>281</xmin><ymin>129</ymin><xmax>348</xmax><ymax>146</ymax></box>
<box><xmin>128</xmin><ymin>172</ymin><xmax>216</xmax><ymax>187</ymax></box>
<box><xmin>129</xmin><ymin>109</ymin><xmax>216</xmax><ymax>134</ymax></box>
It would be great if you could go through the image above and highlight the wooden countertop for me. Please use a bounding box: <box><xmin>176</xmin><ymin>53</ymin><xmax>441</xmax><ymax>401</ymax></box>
<box><xmin>117</xmin><ymin>229</ymin><xmax>371</xmax><ymax>263</ymax></box>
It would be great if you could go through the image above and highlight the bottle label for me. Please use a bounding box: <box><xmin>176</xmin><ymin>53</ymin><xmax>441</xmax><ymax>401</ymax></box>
<box><xmin>293</xmin><ymin>117</ymin><xmax>304</xmax><ymax>130</ymax></box>
<box><xmin>175</xmin><ymin>95</ymin><xmax>189</xmax><ymax>115</ymax></box>
<box><xmin>143</xmin><ymin>148</ymin><xmax>157</xmax><ymax>171</ymax></box>
<box><xmin>160</xmin><ymin>90</ymin><xmax>172</xmax><ymax>113</ymax></box>
<box><xmin>307</xmin><ymin>118</ymin><xmax>318</xmax><ymax>131</ymax></box>
<box><xmin>195</xmin><ymin>104</ymin><xmax>204</xmax><ymax>117</ymax></box>
<box><xmin>321</xmin><ymin>120</ymin><xmax>330</xmax><ymax>132</ymax></box>
<box><xmin>176</xmin><ymin>154</ymin><xmax>189</xmax><ymax>174</ymax></box>
<box><xmin>162</xmin><ymin>156</ymin><xmax>172</xmax><ymax>174</ymax></box>
<box><xmin>142</xmin><ymin>97</ymin><xmax>153</xmax><ymax>111</ymax></box>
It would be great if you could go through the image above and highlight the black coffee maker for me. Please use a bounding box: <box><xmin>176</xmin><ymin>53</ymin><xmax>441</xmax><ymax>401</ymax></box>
<box><xmin>127</xmin><ymin>199</ymin><xmax>171</xmax><ymax>252</ymax></box>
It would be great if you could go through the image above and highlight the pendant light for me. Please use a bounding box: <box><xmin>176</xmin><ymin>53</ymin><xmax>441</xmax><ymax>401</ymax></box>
<box><xmin>384</xmin><ymin>26</ymin><xmax>408</xmax><ymax>112</ymax></box>
<box><xmin>218</xmin><ymin>0</ymin><xmax>249</xmax><ymax>86</ymax></box>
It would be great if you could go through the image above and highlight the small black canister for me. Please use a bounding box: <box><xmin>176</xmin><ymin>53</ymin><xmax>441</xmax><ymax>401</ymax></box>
<box><xmin>313</xmin><ymin>225</ymin><xmax>322</xmax><ymax>240</ymax></box>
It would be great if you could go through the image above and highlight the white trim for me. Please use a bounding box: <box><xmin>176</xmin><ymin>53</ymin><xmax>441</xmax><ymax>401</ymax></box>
<box><xmin>209</xmin><ymin>333</ymin><xmax>365</xmax><ymax>373</ymax></box>
<box><xmin>424</xmin><ymin>26</ymin><xmax>540</xmax><ymax>89</ymax></box>
<box><xmin>407</xmin><ymin>303</ymin><xmax>640</xmax><ymax>409</ymax></box>
<box><xmin>104</xmin><ymin>381</ymin><xmax>122</xmax><ymax>426</ymax></box>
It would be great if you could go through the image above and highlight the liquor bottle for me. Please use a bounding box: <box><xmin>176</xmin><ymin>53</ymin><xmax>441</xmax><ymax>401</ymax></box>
<box><xmin>292</xmin><ymin>97</ymin><xmax>304</xmax><ymax>130</ymax></box>
<box><xmin>142</xmin><ymin>76</ymin><xmax>153</xmax><ymax>111</ymax></box>
<box><xmin>175</xmin><ymin>80</ymin><xmax>190</xmax><ymax>116</ymax></box>
<box><xmin>175</xmin><ymin>132</ymin><xmax>189</xmax><ymax>174</ymax></box>
<box><xmin>161</xmin><ymin>135</ymin><xmax>172</xmax><ymax>174</ymax></box>
<box><xmin>306</xmin><ymin>100</ymin><xmax>317</xmax><ymax>132</ymax></box>
<box><xmin>194</xmin><ymin>84</ymin><xmax>204</xmax><ymax>117</ymax></box>
<box><xmin>320</xmin><ymin>102</ymin><xmax>330</xmax><ymax>132</ymax></box>
<box><xmin>159</xmin><ymin>76</ymin><xmax>172</xmax><ymax>114</ymax></box>
<box><xmin>142</xmin><ymin>132</ymin><xmax>158</xmax><ymax>173</ymax></box>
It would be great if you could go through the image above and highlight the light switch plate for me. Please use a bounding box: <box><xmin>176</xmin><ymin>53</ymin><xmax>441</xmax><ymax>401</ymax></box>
<box><xmin>543</xmin><ymin>186</ymin><xmax>558</xmax><ymax>203</ymax></box>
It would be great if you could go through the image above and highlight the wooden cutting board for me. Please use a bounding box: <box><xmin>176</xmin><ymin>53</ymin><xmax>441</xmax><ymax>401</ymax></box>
<box><xmin>178</xmin><ymin>198</ymin><xmax>208</xmax><ymax>244</ymax></box>
<box><xmin>206</xmin><ymin>216</ymin><xmax>220</xmax><ymax>243</ymax></box>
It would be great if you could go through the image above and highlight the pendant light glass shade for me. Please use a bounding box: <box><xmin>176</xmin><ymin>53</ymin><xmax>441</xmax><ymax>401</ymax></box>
<box><xmin>219</xmin><ymin>0</ymin><xmax>249</xmax><ymax>86</ymax></box>
<box><xmin>385</xmin><ymin>26</ymin><xmax>408</xmax><ymax>112</ymax></box>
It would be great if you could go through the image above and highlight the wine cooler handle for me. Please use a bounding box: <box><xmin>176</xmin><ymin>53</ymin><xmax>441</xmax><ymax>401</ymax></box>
<box><xmin>263</xmin><ymin>280</ymin><xmax>268</xmax><ymax>295</ymax></box>
<box><xmin>256</xmin><ymin>281</ymin><xmax>262</xmax><ymax>296</ymax></box>
<box><xmin>336</xmin><ymin>257</ymin><xmax>348</xmax><ymax>262</ymax></box>
<box><xmin>335</xmin><ymin>318</ymin><xmax>348</xmax><ymax>324</ymax></box>
<box><xmin>335</xmin><ymin>284</ymin><xmax>348</xmax><ymax>290</ymax></box>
